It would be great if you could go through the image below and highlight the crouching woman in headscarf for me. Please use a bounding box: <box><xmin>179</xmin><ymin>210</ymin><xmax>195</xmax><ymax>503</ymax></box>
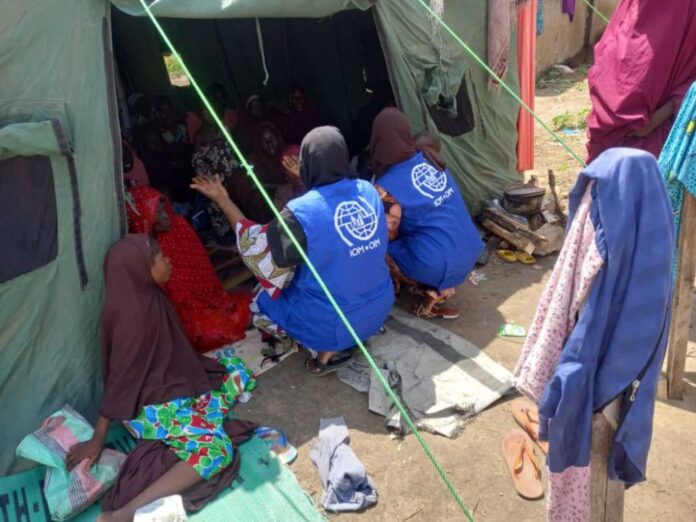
<box><xmin>192</xmin><ymin>127</ymin><xmax>394</xmax><ymax>376</ymax></box>
<box><xmin>370</xmin><ymin>108</ymin><xmax>483</xmax><ymax>320</ymax></box>
<box><xmin>66</xmin><ymin>235</ymin><xmax>257</xmax><ymax>521</ymax></box>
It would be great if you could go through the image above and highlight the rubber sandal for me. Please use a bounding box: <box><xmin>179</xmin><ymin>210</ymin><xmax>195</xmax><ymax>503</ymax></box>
<box><xmin>407</xmin><ymin>285</ymin><xmax>427</xmax><ymax>298</ymax></box>
<box><xmin>255</xmin><ymin>427</ymin><xmax>297</xmax><ymax>465</ymax></box>
<box><xmin>516</xmin><ymin>252</ymin><xmax>536</xmax><ymax>265</ymax></box>
<box><xmin>305</xmin><ymin>352</ymin><xmax>354</xmax><ymax>377</ymax></box>
<box><xmin>261</xmin><ymin>337</ymin><xmax>296</xmax><ymax>360</ymax></box>
<box><xmin>511</xmin><ymin>399</ymin><xmax>548</xmax><ymax>455</ymax></box>
<box><xmin>502</xmin><ymin>429</ymin><xmax>544</xmax><ymax>500</ymax></box>
<box><xmin>412</xmin><ymin>304</ymin><xmax>460</xmax><ymax>320</ymax></box>
<box><xmin>497</xmin><ymin>249</ymin><xmax>518</xmax><ymax>263</ymax></box>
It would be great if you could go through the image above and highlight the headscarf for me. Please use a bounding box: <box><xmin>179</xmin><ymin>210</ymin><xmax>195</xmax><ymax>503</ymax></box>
<box><xmin>99</xmin><ymin>235</ymin><xmax>223</xmax><ymax>420</ymax></box>
<box><xmin>245</xmin><ymin>94</ymin><xmax>261</xmax><ymax>112</ymax></box>
<box><xmin>413</xmin><ymin>131</ymin><xmax>447</xmax><ymax>172</ymax></box>
<box><xmin>369</xmin><ymin>108</ymin><xmax>415</xmax><ymax>177</ymax></box>
<box><xmin>127</xmin><ymin>92</ymin><xmax>146</xmax><ymax>109</ymax></box>
<box><xmin>370</xmin><ymin>108</ymin><xmax>445</xmax><ymax>176</ymax></box>
<box><xmin>126</xmin><ymin>186</ymin><xmax>165</xmax><ymax>234</ymax></box>
<box><xmin>125</xmin><ymin>187</ymin><xmax>252</xmax><ymax>353</ymax></box>
<box><xmin>251</xmin><ymin>122</ymin><xmax>287</xmax><ymax>187</ymax></box>
<box><xmin>122</xmin><ymin>140</ymin><xmax>150</xmax><ymax>188</ymax></box>
<box><xmin>299</xmin><ymin>126</ymin><xmax>349</xmax><ymax>189</ymax></box>
<box><xmin>265</xmin><ymin>127</ymin><xmax>350</xmax><ymax>268</ymax></box>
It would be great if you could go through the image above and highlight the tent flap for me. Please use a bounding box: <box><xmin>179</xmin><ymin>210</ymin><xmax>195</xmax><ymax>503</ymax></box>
<box><xmin>0</xmin><ymin>1</ymin><xmax>121</xmax><ymax>474</ymax></box>
<box><xmin>374</xmin><ymin>0</ymin><xmax>520</xmax><ymax>212</ymax></box>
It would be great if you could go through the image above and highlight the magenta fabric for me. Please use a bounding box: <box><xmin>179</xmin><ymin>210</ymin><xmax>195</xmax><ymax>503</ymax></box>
<box><xmin>586</xmin><ymin>0</ymin><xmax>696</xmax><ymax>161</ymax></box>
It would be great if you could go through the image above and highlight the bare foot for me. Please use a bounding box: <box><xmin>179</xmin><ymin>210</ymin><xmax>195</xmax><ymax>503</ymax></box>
<box><xmin>317</xmin><ymin>351</ymin><xmax>337</xmax><ymax>366</ymax></box>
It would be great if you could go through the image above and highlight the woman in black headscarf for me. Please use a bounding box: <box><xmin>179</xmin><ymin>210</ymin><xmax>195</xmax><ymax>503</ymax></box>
<box><xmin>192</xmin><ymin>126</ymin><xmax>393</xmax><ymax>376</ymax></box>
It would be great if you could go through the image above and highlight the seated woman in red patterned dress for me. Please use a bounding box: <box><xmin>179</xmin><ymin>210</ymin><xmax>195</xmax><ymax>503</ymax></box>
<box><xmin>126</xmin><ymin>186</ymin><xmax>251</xmax><ymax>353</ymax></box>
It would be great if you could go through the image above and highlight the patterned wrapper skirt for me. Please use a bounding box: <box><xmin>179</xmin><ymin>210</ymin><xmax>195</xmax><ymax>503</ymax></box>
<box><xmin>125</xmin><ymin>356</ymin><xmax>256</xmax><ymax>480</ymax></box>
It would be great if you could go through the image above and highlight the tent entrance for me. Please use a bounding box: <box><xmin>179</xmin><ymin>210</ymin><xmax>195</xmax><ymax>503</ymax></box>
<box><xmin>111</xmin><ymin>7</ymin><xmax>394</xmax><ymax>157</ymax></box>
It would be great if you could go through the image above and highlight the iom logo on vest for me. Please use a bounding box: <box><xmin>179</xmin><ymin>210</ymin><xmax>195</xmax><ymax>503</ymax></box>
<box><xmin>334</xmin><ymin>197</ymin><xmax>381</xmax><ymax>257</ymax></box>
<box><xmin>411</xmin><ymin>163</ymin><xmax>454</xmax><ymax>206</ymax></box>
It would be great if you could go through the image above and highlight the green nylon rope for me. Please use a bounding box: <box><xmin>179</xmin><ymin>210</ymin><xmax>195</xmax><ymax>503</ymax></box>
<box><xmin>581</xmin><ymin>0</ymin><xmax>610</xmax><ymax>25</ymax></box>
<box><xmin>412</xmin><ymin>0</ymin><xmax>587</xmax><ymax>169</ymax></box>
<box><xmin>136</xmin><ymin>0</ymin><xmax>474</xmax><ymax>519</ymax></box>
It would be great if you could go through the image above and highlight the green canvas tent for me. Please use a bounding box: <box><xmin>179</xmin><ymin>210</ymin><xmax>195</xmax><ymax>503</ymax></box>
<box><xmin>0</xmin><ymin>0</ymin><xmax>521</xmax><ymax>476</ymax></box>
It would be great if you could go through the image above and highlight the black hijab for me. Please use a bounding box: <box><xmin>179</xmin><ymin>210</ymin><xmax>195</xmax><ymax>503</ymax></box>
<box><xmin>299</xmin><ymin>126</ymin><xmax>350</xmax><ymax>189</ymax></box>
<box><xmin>267</xmin><ymin>126</ymin><xmax>351</xmax><ymax>267</ymax></box>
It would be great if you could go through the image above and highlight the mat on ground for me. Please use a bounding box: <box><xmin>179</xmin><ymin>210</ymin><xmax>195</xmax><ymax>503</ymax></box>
<box><xmin>0</xmin><ymin>427</ymin><xmax>323</xmax><ymax>522</ymax></box>
<box><xmin>205</xmin><ymin>328</ymin><xmax>297</xmax><ymax>378</ymax></box>
<box><xmin>338</xmin><ymin>309</ymin><xmax>514</xmax><ymax>437</ymax></box>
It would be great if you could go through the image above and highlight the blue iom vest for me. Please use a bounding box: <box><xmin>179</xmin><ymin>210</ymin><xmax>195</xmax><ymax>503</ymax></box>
<box><xmin>378</xmin><ymin>152</ymin><xmax>483</xmax><ymax>290</ymax></box>
<box><xmin>256</xmin><ymin>178</ymin><xmax>394</xmax><ymax>351</ymax></box>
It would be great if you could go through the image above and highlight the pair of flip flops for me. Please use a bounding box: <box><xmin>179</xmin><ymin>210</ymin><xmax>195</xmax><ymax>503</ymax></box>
<box><xmin>502</xmin><ymin>399</ymin><xmax>547</xmax><ymax>500</ymax></box>
<box><xmin>497</xmin><ymin>249</ymin><xmax>536</xmax><ymax>265</ymax></box>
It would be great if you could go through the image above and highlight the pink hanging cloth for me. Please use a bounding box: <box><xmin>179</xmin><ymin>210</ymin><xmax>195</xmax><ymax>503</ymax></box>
<box><xmin>586</xmin><ymin>0</ymin><xmax>696</xmax><ymax>161</ymax></box>
<box><xmin>516</xmin><ymin>0</ymin><xmax>537</xmax><ymax>172</ymax></box>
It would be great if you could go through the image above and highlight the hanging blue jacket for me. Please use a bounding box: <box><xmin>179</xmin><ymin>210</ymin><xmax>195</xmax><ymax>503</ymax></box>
<box><xmin>378</xmin><ymin>152</ymin><xmax>483</xmax><ymax>290</ymax></box>
<box><xmin>539</xmin><ymin>149</ymin><xmax>673</xmax><ymax>485</ymax></box>
<box><xmin>257</xmin><ymin>178</ymin><xmax>394</xmax><ymax>351</ymax></box>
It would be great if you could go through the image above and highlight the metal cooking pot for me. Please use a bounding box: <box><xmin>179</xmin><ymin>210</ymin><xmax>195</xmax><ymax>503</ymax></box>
<box><xmin>502</xmin><ymin>183</ymin><xmax>546</xmax><ymax>217</ymax></box>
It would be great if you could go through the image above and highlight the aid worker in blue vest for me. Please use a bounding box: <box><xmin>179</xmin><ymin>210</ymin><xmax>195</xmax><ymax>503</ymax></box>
<box><xmin>192</xmin><ymin>126</ymin><xmax>394</xmax><ymax>376</ymax></box>
<box><xmin>370</xmin><ymin>108</ymin><xmax>483</xmax><ymax>320</ymax></box>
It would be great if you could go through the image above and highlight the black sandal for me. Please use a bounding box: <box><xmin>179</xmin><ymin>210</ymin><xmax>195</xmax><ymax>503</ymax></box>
<box><xmin>305</xmin><ymin>351</ymin><xmax>354</xmax><ymax>377</ymax></box>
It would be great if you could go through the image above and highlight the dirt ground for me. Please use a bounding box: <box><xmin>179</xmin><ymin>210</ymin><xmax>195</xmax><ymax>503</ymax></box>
<box><xmin>237</xmin><ymin>67</ymin><xmax>696</xmax><ymax>521</ymax></box>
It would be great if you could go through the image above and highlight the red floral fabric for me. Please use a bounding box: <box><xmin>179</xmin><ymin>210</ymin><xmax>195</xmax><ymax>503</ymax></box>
<box><xmin>127</xmin><ymin>187</ymin><xmax>251</xmax><ymax>353</ymax></box>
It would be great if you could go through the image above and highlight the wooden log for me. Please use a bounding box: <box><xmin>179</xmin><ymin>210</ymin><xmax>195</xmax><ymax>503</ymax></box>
<box><xmin>666</xmin><ymin>193</ymin><xmax>696</xmax><ymax>399</ymax></box>
<box><xmin>548</xmin><ymin>169</ymin><xmax>568</xmax><ymax>225</ymax></box>
<box><xmin>589</xmin><ymin>414</ymin><xmax>624</xmax><ymax>522</ymax></box>
<box><xmin>482</xmin><ymin>207</ymin><xmax>548</xmax><ymax>241</ymax></box>
<box><xmin>482</xmin><ymin>219</ymin><xmax>535</xmax><ymax>254</ymax></box>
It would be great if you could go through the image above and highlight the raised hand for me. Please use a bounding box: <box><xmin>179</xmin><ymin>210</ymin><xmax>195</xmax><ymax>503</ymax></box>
<box><xmin>281</xmin><ymin>155</ymin><xmax>300</xmax><ymax>179</ymax></box>
<box><xmin>191</xmin><ymin>174</ymin><xmax>229</xmax><ymax>203</ymax></box>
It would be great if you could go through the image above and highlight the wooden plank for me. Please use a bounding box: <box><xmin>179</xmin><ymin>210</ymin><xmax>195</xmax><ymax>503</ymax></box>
<box><xmin>589</xmin><ymin>414</ymin><xmax>624</xmax><ymax>522</ymax></box>
<box><xmin>666</xmin><ymin>193</ymin><xmax>696</xmax><ymax>399</ymax></box>
<box><xmin>481</xmin><ymin>219</ymin><xmax>536</xmax><ymax>254</ymax></box>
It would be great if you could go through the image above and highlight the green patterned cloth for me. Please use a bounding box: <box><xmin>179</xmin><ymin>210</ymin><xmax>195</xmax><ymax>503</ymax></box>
<box><xmin>125</xmin><ymin>356</ymin><xmax>256</xmax><ymax>479</ymax></box>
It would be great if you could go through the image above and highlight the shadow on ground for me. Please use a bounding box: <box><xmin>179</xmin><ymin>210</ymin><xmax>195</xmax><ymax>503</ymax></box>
<box><xmin>235</xmin><ymin>256</ymin><xmax>552</xmax><ymax>521</ymax></box>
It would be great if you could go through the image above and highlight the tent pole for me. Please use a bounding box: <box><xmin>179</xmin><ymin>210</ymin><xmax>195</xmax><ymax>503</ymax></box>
<box><xmin>666</xmin><ymin>193</ymin><xmax>696</xmax><ymax>399</ymax></box>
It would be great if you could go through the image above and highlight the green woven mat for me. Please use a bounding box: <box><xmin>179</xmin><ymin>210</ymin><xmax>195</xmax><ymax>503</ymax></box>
<box><xmin>190</xmin><ymin>437</ymin><xmax>324</xmax><ymax>522</ymax></box>
<box><xmin>0</xmin><ymin>427</ymin><xmax>323</xmax><ymax>522</ymax></box>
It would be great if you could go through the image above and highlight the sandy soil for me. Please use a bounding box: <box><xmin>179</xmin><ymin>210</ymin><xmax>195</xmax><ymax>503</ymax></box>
<box><xmin>237</xmin><ymin>66</ymin><xmax>696</xmax><ymax>521</ymax></box>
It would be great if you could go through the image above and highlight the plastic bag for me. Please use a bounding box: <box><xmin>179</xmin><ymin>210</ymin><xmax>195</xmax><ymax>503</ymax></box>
<box><xmin>16</xmin><ymin>405</ymin><xmax>126</xmax><ymax>521</ymax></box>
<box><xmin>134</xmin><ymin>495</ymin><xmax>188</xmax><ymax>522</ymax></box>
